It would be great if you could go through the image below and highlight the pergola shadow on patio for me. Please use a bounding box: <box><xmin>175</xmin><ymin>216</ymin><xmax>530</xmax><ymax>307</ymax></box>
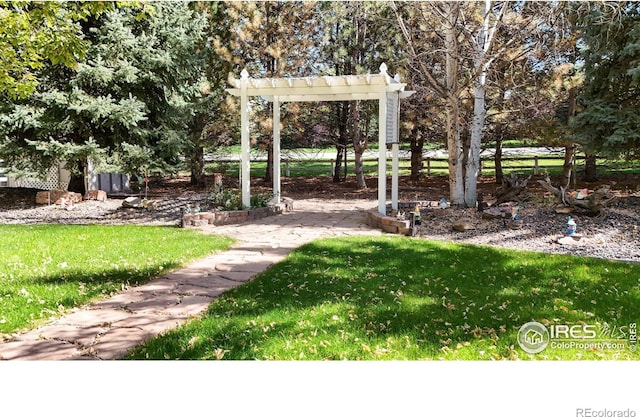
<box><xmin>226</xmin><ymin>63</ymin><xmax>414</xmax><ymax>215</ymax></box>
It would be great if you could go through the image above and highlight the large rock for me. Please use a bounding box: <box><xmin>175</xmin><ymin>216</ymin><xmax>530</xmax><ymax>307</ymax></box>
<box><xmin>121</xmin><ymin>197</ymin><xmax>157</xmax><ymax>210</ymax></box>
<box><xmin>36</xmin><ymin>190</ymin><xmax>82</xmax><ymax>205</ymax></box>
<box><xmin>84</xmin><ymin>190</ymin><xmax>107</xmax><ymax>202</ymax></box>
<box><xmin>122</xmin><ymin>197</ymin><xmax>142</xmax><ymax>208</ymax></box>
<box><xmin>452</xmin><ymin>219</ymin><xmax>476</xmax><ymax>232</ymax></box>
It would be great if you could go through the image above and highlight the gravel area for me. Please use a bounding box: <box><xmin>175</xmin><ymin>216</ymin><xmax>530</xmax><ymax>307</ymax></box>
<box><xmin>414</xmin><ymin>197</ymin><xmax>640</xmax><ymax>264</ymax></box>
<box><xmin>0</xmin><ymin>196</ymin><xmax>190</xmax><ymax>226</ymax></box>
<box><xmin>1</xmin><ymin>187</ymin><xmax>639</xmax><ymax>264</ymax></box>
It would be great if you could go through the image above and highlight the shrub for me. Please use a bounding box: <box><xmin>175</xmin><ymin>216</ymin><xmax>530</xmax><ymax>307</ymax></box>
<box><xmin>206</xmin><ymin>189</ymin><xmax>273</xmax><ymax>211</ymax></box>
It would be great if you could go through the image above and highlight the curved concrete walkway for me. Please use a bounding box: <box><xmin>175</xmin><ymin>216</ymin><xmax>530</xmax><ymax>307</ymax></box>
<box><xmin>0</xmin><ymin>199</ymin><xmax>382</xmax><ymax>360</ymax></box>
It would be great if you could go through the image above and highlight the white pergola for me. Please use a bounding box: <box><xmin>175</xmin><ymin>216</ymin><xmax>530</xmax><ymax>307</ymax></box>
<box><xmin>226</xmin><ymin>63</ymin><xmax>414</xmax><ymax>215</ymax></box>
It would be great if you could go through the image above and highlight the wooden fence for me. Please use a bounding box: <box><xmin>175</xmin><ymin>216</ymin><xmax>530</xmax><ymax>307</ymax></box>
<box><xmin>422</xmin><ymin>155</ymin><xmax>581</xmax><ymax>176</ymax></box>
<box><xmin>0</xmin><ymin>154</ymin><xmax>582</xmax><ymax>189</ymax></box>
<box><xmin>209</xmin><ymin>154</ymin><xmax>580</xmax><ymax>177</ymax></box>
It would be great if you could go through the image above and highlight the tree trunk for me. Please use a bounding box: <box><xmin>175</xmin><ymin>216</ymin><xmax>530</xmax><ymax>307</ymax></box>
<box><xmin>333</xmin><ymin>146</ymin><xmax>344</xmax><ymax>183</ymax></box>
<box><xmin>583</xmin><ymin>153</ymin><xmax>597</xmax><ymax>182</ymax></box>
<box><xmin>67</xmin><ymin>160</ymin><xmax>86</xmax><ymax>195</ymax></box>
<box><xmin>464</xmin><ymin>0</ymin><xmax>490</xmax><ymax>209</ymax></box>
<box><xmin>351</xmin><ymin>100</ymin><xmax>367</xmax><ymax>189</ymax></box>
<box><xmin>560</xmin><ymin>86</ymin><xmax>578</xmax><ymax>188</ymax></box>
<box><xmin>190</xmin><ymin>144</ymin><xmax>206</xmax><ymax>187</ymax></box>
<box><xmin>446</xmin><ymin>96</ymin><xmax>465</xmax><ymax>207</ymax></box>
<box><xmin>464</xmin><ymin>0</ymin><xmax>499</xmax><ymax>207</ymax></box>
<box><xmin>561</xmin><ymin>144</ymin><xmax>575</xmax><ymax>188</ymax></box>
<box><xmin>264</xmin><ymin>144</ymin><xmax>273</xmax><ymax>186</ymax></box>
<box><xmin>494</xmin><ymin>134</ymin><xmax>504</xmax><ymax>185</ymax></box>
<box><xmin>409</xmin><ymin>129</ymin><xmax>424</xmax><ymax>182</ymax></box>
<box><xmin>333</xmin><ymin>102</ymin><xmax>348</xmax><ymax>183</ymax></box>
<box><xmin>444</xmin><ymin>7</ymin><xmax>465</xmax><ymax>207</ymax></box>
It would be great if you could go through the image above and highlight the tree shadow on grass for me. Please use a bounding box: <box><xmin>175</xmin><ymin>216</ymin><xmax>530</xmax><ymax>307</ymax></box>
<box><xmin>126</xmin><ymin>237</ymin><xmax>640</xmax><ymax>360</ymax></box>
<box><xmin>1</xmin><ymin>264</ymin><xmax>182</xmax><ymax>335</ymax></box>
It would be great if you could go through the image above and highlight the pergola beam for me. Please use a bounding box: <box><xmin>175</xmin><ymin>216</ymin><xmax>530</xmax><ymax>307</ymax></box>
<box><xmin>258</xmin><ymin>92</ymin><xmax>400</xmax><ymax>103</ymax></box>
<box><xmin>227</xmin><ymin>84</ymin><xmax>404</xmax><ymax>100</ymax></box>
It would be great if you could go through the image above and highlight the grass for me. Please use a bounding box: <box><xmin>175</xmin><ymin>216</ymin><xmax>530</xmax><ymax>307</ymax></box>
<box><xmin>126</xmin><ymin>236</ymin><xmax>640</xmax><ymax>360</ymax></box>
<box><xmin>0</xmin><ymin>224</ymin><xmax>234</xmax><ymax>335</ymax></box>
<box><xmin>208</xmin><ymin>155</ymin><xmax>640</xmax><ymax>179</ymax></box>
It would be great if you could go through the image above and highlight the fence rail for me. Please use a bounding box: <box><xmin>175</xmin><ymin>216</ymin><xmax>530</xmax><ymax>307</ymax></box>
<box><xmin>0</xmin><ymin>153</ymin><xmax>587</xmax><ymax>189</ymax></box>
<box><xmin>208</xmin><ymin>154</ymin><xmax>583</xmax><ymax>177</ymax></box>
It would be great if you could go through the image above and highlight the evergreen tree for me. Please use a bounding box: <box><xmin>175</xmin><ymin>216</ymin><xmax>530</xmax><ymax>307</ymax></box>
<box><xmin>0</xmin><ymin>2</ymin><xmax>211</xmax><ymax>192</ymax></box>
<box><xmin>319</xmin><ymin>1</ymin><xmax>407</xmax><ymax>188</ymax></box>
<box><xmin>213</xmin><ymin>1</ymin><xmax>318</xmax><ymax>186</ymax></box>
<box><xmin>572</xmin><ymin>2</ymin><xmax>640</xmax><ymax>161</ymax></box>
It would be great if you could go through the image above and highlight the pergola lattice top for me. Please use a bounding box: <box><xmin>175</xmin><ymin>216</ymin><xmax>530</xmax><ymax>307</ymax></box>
<box><xmin>227</xmin><ymin>63</ymin><xmax>408</xmax><ymax>102</ymax></box>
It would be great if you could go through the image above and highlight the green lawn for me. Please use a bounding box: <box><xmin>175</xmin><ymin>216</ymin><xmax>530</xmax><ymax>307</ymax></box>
<box><xmin>0</xmin><ymin>224</ymin><xmax>234</xmax><ymax>335</ymax></box>
<box><xmin>126</xmin><ymin>236</ymin><xmax>640</xmax><ymax>360</ymax></box>
<box><xmin>208</xmin><ymin>155</ymin><xmax>640</xmax><ymax>179</ymax></box>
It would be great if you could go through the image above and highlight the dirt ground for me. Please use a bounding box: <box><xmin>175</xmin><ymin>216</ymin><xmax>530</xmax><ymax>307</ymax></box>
<box><xmin>2</xmin><ymin>171</ymin><xmax>639</xmax><ymax>210</ymax></box>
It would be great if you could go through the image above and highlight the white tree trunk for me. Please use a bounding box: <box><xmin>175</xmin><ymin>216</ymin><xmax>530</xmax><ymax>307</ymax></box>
<box><xmin>465</xmin><ymin>0</ymin><xmax>491</xmax><ymax>208</ymax></box>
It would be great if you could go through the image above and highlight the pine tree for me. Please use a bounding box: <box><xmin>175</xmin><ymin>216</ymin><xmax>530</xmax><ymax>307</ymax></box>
<box><xmin>0</xmin><ymin>2</ymin><xmax>211</xmax><ymax>192</ymax></box>
<box><xmin>572</xmin><ymin>2</ymin><xmax>640</xmax><ymax>161</ymax></box>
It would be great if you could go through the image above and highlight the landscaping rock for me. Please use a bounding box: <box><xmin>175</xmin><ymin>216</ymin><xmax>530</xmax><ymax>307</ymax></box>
<box><xmin>452</xmin><ymin>219</ymin><xmax>476</xmax><ymax>232</ymax></box>
<box><xmin>122</xmin><ymin>197</ymin><xmax>142</xmax><ymax>208</ymax></box>
<box><xmin>555</xmin><ymin>205</ymin><xmax>574</xmax><ymax>214</ymax></box>
<box><xmin>36</xmin><ymin>190</ymin><xmax>82</xmax><ymax>205</ymax></box>
<box><xmin>557</xmin><ymin>235</ymin><xmax>584</xmax><ymax>246</ymax></box>
<box><xmin>482</xmin><ymin>207</ymin><xmax>503</xmax><ymax>220</ymax></box>
<box><xmin>143</xmin><ymin>199</ymin><xmax>158</xmax><ymax>211</ymax></box>
<box><xmin>555</xmin><ymin>234</ymin><xmax>606</xmax><ymax>246</ymax></box>
<box><xmin>85</xmin><ymin>190</ymin><xmax>107</xmax><ymax>202</ymax></box>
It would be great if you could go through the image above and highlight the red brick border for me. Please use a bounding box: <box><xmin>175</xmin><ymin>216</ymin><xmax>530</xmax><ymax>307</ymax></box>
<box><xmin>180</xmin><ymin>198</ymin><xmax>293</xmax><ymax>227</ymax></box>
<box><xmin>365</xmin><ymin>210</ymin><xmax>412</xmax><ymax>236</ymax></box>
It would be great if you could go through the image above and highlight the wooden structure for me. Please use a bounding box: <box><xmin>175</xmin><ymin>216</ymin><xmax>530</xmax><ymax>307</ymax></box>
<box><xmin>226</xmin><ymin>63</ymin><xmax>413</xmax><ymax>215</ymax></box>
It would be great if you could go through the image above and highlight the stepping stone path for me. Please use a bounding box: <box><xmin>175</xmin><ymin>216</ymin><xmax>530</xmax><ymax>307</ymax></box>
<box><xmin>0</xmin><ymin>199</ymin><xmax>381</xmax><ymax>360</ymax></box>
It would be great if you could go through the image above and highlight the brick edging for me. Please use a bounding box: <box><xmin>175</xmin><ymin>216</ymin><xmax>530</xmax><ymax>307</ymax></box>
<box><xmin>365</xmin><ymin>209</ymin><xmax>412</xmax><ymax>236</ymax></box>
<box><xmin>180</xmin><ymin>198</ymin><xmax>293</xmax><ymax>227</ymax></box>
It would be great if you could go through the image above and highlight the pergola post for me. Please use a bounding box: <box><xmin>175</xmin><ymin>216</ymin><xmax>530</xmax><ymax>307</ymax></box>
<box><xmin>240</xmin><ymin>69</ymin><xmax>251</xmax><ymax>208</ymax></box>
<box><xmin>377</xmin><ymin>65</ymin><xmax>388</xmax><ymax>215</ymax></box>
<box><xmin>391</xmin><ymin>142</ymin><xmax>399</xmax><ymax>210</ymax></box>
<box><xmin>272</xmin><ymin>95</ymin><xmax>281</xmax><ymax>204</ymax></box>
